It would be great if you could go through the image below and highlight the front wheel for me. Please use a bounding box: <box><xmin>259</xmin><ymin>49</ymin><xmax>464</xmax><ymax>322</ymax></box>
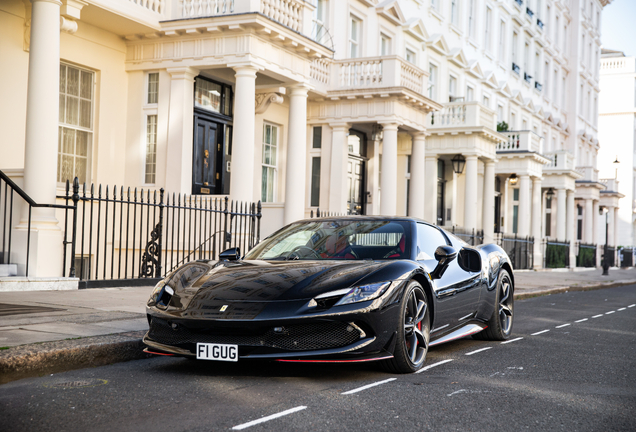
<box><xmin>474</xmin><ymin>269</ymin><xmax>514</xmax><ymax>341</ymax></box>
<box><xmin>382</xmin><ymin>281</ymin><xmax>430</xmax><ymax>374</ymax></box>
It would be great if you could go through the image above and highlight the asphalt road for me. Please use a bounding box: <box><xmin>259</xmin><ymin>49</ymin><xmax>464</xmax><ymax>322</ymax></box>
<box><xmin>1</xmin><ymin>285</ymin><xmax>635</xmax><ymax>432</ymax></box>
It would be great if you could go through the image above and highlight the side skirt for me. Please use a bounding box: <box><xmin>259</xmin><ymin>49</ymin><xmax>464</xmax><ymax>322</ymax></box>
<box><xmin>429</xmin><ymin>323</ymin><xmax>487</xmax><ymax>347</ymax></box>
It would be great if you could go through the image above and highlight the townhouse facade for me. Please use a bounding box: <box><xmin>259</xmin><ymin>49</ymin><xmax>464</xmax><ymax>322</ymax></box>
<box><xmin>0</xmin><ymin>0</ymin><xmax>615</xmax><ymax>285</ymax></box>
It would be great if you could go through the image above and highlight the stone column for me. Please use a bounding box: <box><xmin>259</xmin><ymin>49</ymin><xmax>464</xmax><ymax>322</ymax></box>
<box><xmin>463</xmin><ymin>155</ymin><xmax>479</xmax><ymax>231</ymax></box>
<box><xmin>532</xmin><ymin>177</ymin><xmax>543</xmax><ymax>268</ymax></box>
<box><xmin>15</xmin><ymin>0</ymin><xmax>64</xmax><ymax>276</ymax></box>
<box><xmin>613</xmin><ymin>206</ymin><xmax>619</xmax><ymax>248</ymax></box>
<box><xmin>518</xmin><ymin>175</ymin><xmax>531</xmax><ymax>237</ymax></box>
<box><xmin>229</xmin><ymin>64</ymin><xmax>259</xmax><ymax>203</ymax></box>
<box><xmin>556</xmin><ymin>188</ymin><xmax>567</xmax><ymax>240</ymax></box>
<box><xmin>482</xmin><ymin>161</ymin><xmax>496</xmax><ymax>243</ymax></box>
<box><xmin>283</xmin><ymin>84</ymin><xmax>309</xmax><ymax>224</ymax></box>
<box><xmin>328</xmin><ymin>123</ymin><xmax>349</xmax><ymax>214</ymax></box>
<box><xmin>380</xmin><ymin>123</ymin><xmax>399</xmax><ymax>216</ymax></box>
<box><xmin>165</xmin><ymin>67</ymin><xmax>198</xmax><ymax>195</ymax></box>
<box><xmin>585</xmin><ymin>199</ymin><xmax>594</xmax><ymax>243</ymax></box>
<box><xmin>592</xmin><ymin>201</ymin><xmax>599</xmax><ymax>244</ymax></box>
<box><xmin>425</xmin><ymin>155</ymin><xmax>438</xmax><ymax>224</ymax></box>
<box><xmin>608</xmin><ymin>206</ymin><xmax>615</xmax><ymax>246</ymax></box>
<box><xmin>408</xmin><ymin>132</ymin><xmax>426</xmax><ymax>219</ymax></box>
<box><xmin>567</xmin><ymin>190</ymin><xmax>576</xmax><ymax>268</ymax></box>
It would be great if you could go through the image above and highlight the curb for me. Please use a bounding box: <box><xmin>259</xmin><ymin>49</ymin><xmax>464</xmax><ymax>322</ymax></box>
<box><xmin>514</xmin><ymin>279</ymin><xmax>636</xmax><ymax>300</ymax></box>
<box><xmin>0</xmin><ymin>331</ymin><xmax>147</xmax><ymax>385</ymax></box>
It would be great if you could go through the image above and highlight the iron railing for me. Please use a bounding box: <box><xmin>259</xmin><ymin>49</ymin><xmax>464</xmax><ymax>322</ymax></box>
<box><xmin>575</xmin><ymin>242</ymin><xmax>596</xmax><ymax>268</ymax></box>
<box><xmin>57</xmin><ymin>180</ymin><xmax>261</xmax><ymax>288</ymax></box>
<box><xmin>449</xmin><ymin>226</ymin><xmax>484</xmax><ymax>246</ymax></box>
<box><xmin>310</xmin><ymin>208</ymin><xmax>346</xmax><ymax>218</ymax></box>
<box><xmin>495</xmin><ymin>233</ymin><xmax>534</xmax><ymax>270</ymax></box>
<box><xmin>0</xmin><ymin>171</ymin><xmax>78</xmax><ymax>277</ymax></box>
<box><xmin>543</xmin><ymin>239</ymin><xmax>570</xmax><ymax>268</ymax></box>
<box><xmin>602</xmin><ymin>245</ymin><xmax>616</xmax><ymax>268</ymax></box>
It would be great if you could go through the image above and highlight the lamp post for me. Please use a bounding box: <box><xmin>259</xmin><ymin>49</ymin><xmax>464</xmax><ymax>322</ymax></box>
<box><xmin>602</xmin><ymin>207</ymin><xmax>609</xmax><ymax>276</ymax></box>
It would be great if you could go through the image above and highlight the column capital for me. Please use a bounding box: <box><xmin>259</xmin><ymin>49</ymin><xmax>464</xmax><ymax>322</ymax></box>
<box><xmin>228</xmin><ymin>61</ymin><xmax>263</xmax><ymax>77</ymax></box>
<box><xmin>379</xmin><ymin>122</ymin><xmax>400</xmax><ymax>131</ymax></box>
<box><xmin>167</xmin><ymin>66</ymin><xmax>199</xmax><ymax>81</ymax></box>
<box><xmin>287</xmin><ymin>82</ymin><xmax>312</xmax><ymax>97</ymax></box>
<box><xmin>329</xmin><ymin>122</ymin><xmax>351</xmax><ymax>132</ymax></box>
<box><xmin>411</xmin><ymin>131</ymin><xmax>427</xmax><ymax>140</ymax></box>
<box><xmin>425</xmin><ymin>154</ymin><xmax>438</xmax><ymax>161</ymax></box>
<box><xmin>61</xmin><ymin>0</ymin><xmax>87</xmax><ymax>19</ymax></box>
<box><xmin>32</xmin><ymin>0</ymin><xmax>63</xmax><ymax>6</ymax></box>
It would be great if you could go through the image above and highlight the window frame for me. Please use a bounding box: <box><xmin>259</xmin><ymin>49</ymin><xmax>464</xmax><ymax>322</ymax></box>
<box><xmin>349</xmin><ymin>15</ymin><xmax>362</xmax><ymax>58</ymax></box>
<box><xmin>261</xmin><ymin>122</ymin><xmax>280</xmax><ymax>203</ymax></box>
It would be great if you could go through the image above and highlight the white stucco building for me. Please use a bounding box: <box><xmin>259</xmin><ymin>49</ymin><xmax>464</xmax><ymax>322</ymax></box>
<box><xmin>0</xmin><ymin>0</ymin><xmax>615</xmax><ymax>286</ymax></box>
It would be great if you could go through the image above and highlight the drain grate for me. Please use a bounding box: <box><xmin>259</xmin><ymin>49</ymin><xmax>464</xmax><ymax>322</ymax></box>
<box><xmin>0</xmin><ymin>303</ymin><xmax>66</xmax><ymax>317</ymax></box>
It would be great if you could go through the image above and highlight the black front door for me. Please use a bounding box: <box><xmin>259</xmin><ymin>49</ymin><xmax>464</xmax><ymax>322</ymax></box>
<box><xmin>347</xmin><ymin>157</ymin><xmax>365</xmax><ymax>215</ymax></box>
<box><xmin>193</xmin><ymin>116</ymin><xmax>231</xmax><ymax>195</ymax></box>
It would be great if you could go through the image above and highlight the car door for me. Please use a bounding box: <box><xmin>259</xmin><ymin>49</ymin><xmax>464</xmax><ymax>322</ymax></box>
<box><xmin>415</xmin><ymin>223</ymin><xmax>482</xmax><ymax>333</ymax></box>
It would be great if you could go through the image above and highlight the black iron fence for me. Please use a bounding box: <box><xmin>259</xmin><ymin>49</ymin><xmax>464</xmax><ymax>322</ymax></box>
<box><xmin>58</xmin><ymin>180</ymin><xmax>262</xmax><ymax>287</ymax></box>
<box><xmin>543</xmin><ymin>239</ymin><xmax>570</xmax><ymax>268</ymax></box>
<box><xmin>602</xmin><ymin>245</ymin><xmax>616</xmax><ymax>268</ymax></box>
<box><xmin>449</xmin><ymin>226</ymin><xmax>484</xmax><ymax>246</ymax></box>
<box><xmin>310</xmin><ymin>208</ymin><xmax>345</xmax><ymax>218</ymax></box>
<box><xmin>1</xmin><ymin>171</ymin><xmax>77</xmax><ymax>277</ymax></box>
<box><xmin>575</xmin><ymin>242</ymin><xmax>596</xmax><ymax>268</ymax></box>
<box><xmin>495</xmin><ymin>233</ymin><xmax>534</xmax><ymax>270</ymax></box>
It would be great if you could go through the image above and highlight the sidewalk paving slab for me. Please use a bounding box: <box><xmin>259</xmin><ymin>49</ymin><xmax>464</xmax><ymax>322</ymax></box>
<box><xmin>1</xmin><ymin>268</ymin><xmax>636</xmax><ymax>384</ymax></box>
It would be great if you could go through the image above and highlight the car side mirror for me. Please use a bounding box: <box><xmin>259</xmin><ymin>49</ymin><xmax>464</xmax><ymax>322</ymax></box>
<box><xmin>219</xmin><ymin>247</ymin><xmax>241</xmax><ymax>261</ymax></box>
<box><xmin>431</xmin><ymin>245</ymin><xmax>457</xmax><ymax>280</ymax></box>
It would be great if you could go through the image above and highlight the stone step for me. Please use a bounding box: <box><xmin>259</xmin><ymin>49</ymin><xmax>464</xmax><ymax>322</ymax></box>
<box><xmin>0</xmin><ymin>264</ymin><xmax>18</xmax><ymax>277</ymax></box>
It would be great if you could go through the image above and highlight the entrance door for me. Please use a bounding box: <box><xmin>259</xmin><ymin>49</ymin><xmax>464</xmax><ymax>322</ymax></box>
<box><xmin>193</xmin><ymin>117</ymin><xmax>223</xmax><ymax>195</ymax></box>
<box><xmin>347</xmin><ymin>130</ymin><xmax>367</xmax><ymax>215</ymax></box>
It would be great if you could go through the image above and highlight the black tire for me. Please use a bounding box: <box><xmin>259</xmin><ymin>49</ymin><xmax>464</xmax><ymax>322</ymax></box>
<box><xmin>474</xmin><ymin>269</ymin><xmax>514</xmax><ymax>341</ymax></box>
<box><xmin>382</xmin><ymin>281</ymin><xmax>430</xmax><ymax>374</ymax></box>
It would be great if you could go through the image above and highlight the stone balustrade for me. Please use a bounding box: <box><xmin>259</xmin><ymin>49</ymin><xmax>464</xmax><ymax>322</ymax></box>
<box><xmin>544</xmin><ymin>150</ymin><xmax>576</xmax><ymax>171</ymax></box>
<box><xmin>428</xmin><ymin>101</ymin><xmax>496</xmax><ymax>129</ymax></box>
<box><xmin>601</xmin><ymin>56</ymin><xmax>635</xmax><ymax>73</ymax></box>
<box><xmin>599</xmin><ymin>178</ymin><xmax>619</xmax><ymax>191</ymax></box>
<box><xmin>576</xmin><ymin>166</ymin><xmax>599</xmax><ymax>182</ymax></box>
<box><xmin>496</xmin><ymin>130</ymin><xmax>543</xmax><ymax>153</ymax></box>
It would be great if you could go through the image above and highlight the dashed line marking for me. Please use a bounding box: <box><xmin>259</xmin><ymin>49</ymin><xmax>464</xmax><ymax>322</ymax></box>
<box><xmin>617</xmin><ymin>308</ymin><xmax>626</xmax><ymax>311</ymax></box>
<box><xmin>231</xmin><ymin>406</ymin><xmax>307</xmax><ymax>430</ymax></box>
<box><xmin>465</xmin><ymin>347</ymin><xmax>492</xmax><ymax>356</ymax></box>
<box><xmin>501</xmin><ymin>337</ymin><xmax>524</xmax><ymax>345</ymax></box>
<box><xmin>415</xmin><ymin>359</ymin><xmax>454</xmax><ymax>374</ymax></box>
<box><xmin>575</xmin><ymin>318</ymin><xmax>588</xmax><ymax>323</ymax></box>
<box><xmin>555</xmin><ymin>323</ymin><xmax>571</xmax><ymax>328</ymax></box>
<box><xmin>531</xmin><ymin>329</ymin><xmax>550</xmax><ymax>335</ymax></box>
<box><xmin>592</xmin><ymin>314</ymin><xmax>603</xmax><ymax>318</ymax></box>
<box><xmin>628</xmin><ymin>304</ymin><xmax>635</xmax><ymax>308</ymax></box>
<box><xmin>341</xmin><ymin>378</ymin><xmax>396</xmax><ymax>395</ymax></box>
<box><xmin>606</xmin><ymin>311</ymin><xmax>615</xmax><ymax>315</ymax></box>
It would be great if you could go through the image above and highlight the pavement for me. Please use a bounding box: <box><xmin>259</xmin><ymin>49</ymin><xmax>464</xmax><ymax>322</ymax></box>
<box><xmin>1</xmin><ymin>267</ymin><xmax>636</xmax><ymax>385</ymax></box>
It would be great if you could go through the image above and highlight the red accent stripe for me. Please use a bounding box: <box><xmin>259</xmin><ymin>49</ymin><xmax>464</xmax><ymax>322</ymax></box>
<box><xmin>144</xmin><ymin>349</ymin><xmax>175</xmax><ymax>356</ymax></box>
<box><xmin>276</xmin><ymin>356</ymin><xmax>393</xmax><ymax>363</ymax></box>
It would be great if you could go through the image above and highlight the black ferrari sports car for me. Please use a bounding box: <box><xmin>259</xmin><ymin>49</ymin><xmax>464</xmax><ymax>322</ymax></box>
<box><xmin>144</xmin><ymin>217</ymin><xmax>514</xmax><ymax>373</ymax></box>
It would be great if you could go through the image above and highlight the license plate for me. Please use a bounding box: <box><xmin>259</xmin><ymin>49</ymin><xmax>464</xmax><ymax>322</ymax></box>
<box><xmin>196</xmin><ymin>343</ymin><xmax>238</xmax><ymax>362</ymax></box>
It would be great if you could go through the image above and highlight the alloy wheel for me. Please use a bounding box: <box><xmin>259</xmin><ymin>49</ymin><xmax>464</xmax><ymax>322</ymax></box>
<box><xmin>403</xmin><ymin>287</ymin><xmax>428</xmax><ymax>366</ymax></box>
<box><xmin>498</xmin><ymin>277</ymin><xmax>513</xmax><ymax>335</ymax></box>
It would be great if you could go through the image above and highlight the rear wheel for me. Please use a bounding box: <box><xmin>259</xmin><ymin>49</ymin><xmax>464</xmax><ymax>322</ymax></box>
<box><xmin>382</xmin><ymin>281</ymin><xmax>430</xmax><ymax>374</ymax></box>
<box><xmin>474</xmin><ymin>269</ymin><xmax>513</xmax><ymax>341</ymax></box>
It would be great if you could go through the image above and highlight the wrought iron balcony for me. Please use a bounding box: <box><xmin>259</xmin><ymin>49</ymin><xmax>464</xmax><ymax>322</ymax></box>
<box><xmin>512</xmin><ymin>63</ymin><xmax>521</xmax><ymax>75</ymax></box>
<box><xmin>496</xmin><ymin>130</ymin><xmax>543</xmax><ymax>153</ymax></box>
<box><xmin>534</xmin><ymin>81</ymin><xmax>543</xmax><ymax>91</ymax></box>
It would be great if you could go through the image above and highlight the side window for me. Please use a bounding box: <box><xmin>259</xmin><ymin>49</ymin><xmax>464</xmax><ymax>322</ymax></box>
<box><xmin>416</xmin><ymin>223</ymin><xmax>448</xmax><ymax>260</ymax></box>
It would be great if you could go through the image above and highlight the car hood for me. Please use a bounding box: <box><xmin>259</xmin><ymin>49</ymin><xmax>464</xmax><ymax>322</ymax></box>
<box><xmin>188</xmin><ymin>259</ymin><xmax>392</xmax><ymax>303</ymax></box>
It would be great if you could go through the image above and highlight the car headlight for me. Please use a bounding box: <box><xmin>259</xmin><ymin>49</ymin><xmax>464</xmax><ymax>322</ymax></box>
<box><xmin>312</xmin><ymin>282</ymin><xmax>392</xmax><ymax>307</ymax></box>
<box><xmin>150</xmin><ymin>279</ymin><xmax>174</xmax><ymax>307</ymax></box>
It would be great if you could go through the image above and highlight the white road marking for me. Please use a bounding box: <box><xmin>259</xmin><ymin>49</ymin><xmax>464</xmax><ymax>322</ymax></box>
<box><xmin>606</xmin><ymin>311</ymin><xmax>615</xmax><ymax>315</ymax></box>
<box><xmin>415</xmin><ymin>359</ymin><xmax>454</xmax><ymax>374</ymax></box>
<box><xmin>575</xmin><ymin>318</ymin><xmax>588</xmax><ymax>323</ymax></box>
<box><xmin>617</xmin><ymin>308</ymin><xmax>626</xmax><ymax>311</ymax></box>
<box><xmin>531</xmin><ymin>329</ymin><xmax>550</xmax><ymax>335</ymax></box>
<box><xmin>447</xmin><ymin>389</ymin><xmax>468</xmax><ymax>397</ymax></box>
<box><xmin>341</xmin><ymin>378</ymin><xmax>396</xmax><ymax>395</ymax></box>
<box><xmin>629</xmin><ymin>304</ymin><xmax>635</xmax><ymax>308</ymax></box>
<box><xmin>465</xmin><ymin>347</ymin><xmax>492</xmax><ymax>356</ymax></box>
<box><xmin>555</xmin><ymin>323</ymin><xmax>571</xmax><ymax>328</ymax></box>
<box><xmin>231</xmin><ymin>406</ymin><xmax>307</xmax><ymax>430</ymax></box>
<box><xmin>592</xmin><ymin>314</ymin><xmax>603</xmax><ymax>318</ymax></box>
<box><xmin>501</xmin><ymin>337</ymin><xmax>523</xmax><ymax>344</ymax></box>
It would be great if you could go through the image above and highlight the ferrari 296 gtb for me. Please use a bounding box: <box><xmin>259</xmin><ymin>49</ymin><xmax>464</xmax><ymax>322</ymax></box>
<box><xmin>144</xmin><ymin>217</ymin><xmax>515</xmax><ymax>373</ymax></box>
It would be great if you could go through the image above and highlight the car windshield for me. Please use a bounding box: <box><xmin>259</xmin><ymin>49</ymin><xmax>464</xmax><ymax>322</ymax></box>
<box><xmin>244</xmin><ymin>220</ymin><xmax>412</xmax><ymax>261</ymax></box>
